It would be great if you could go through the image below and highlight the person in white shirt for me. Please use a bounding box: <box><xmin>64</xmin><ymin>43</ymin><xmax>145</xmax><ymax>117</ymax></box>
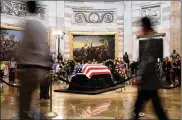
<box><xmin>0</xmin><ymin>61</ymin><xmax>6</xmax><ymax>87</ymax></box>
<box><xmin>52</xmin><ymin>61</ymin><xmax>60</xmax><ymax>73</ymax></box>
<box><xmin>9</xmin><ymin>57</ymin><xmax>16</xmax><ymax>83</ymax></box>
<box><xmin>0</xmin><ymin>61</ymin><xmax>6</xmax><ymax>77</ymax></box>
<box><xmin>17</xmin><ymin>1</ymin><xmax>53</xmax><ymax>119</ymax></box>
<box><xmin>91</xmin><ymin>58</ymin><xmax>97</xmax><ymax>64</ymax></box>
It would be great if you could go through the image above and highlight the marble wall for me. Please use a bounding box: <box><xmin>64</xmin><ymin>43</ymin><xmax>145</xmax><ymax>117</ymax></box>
<box><xmin>1</xmin><ymin>1</ymin><xmax>181</xmax><ymax>60</ymax></box>
<box><xmin>1</xmin><ymin>1</ymin><xmax>124</xmax><ymax>59</ymax></box>
<box><xmin>131</xmin><ymin>1</ymin><xmax>172</xmax><ymax>60</ymax></box>
<box><xmin>170</xmin><ymin>1</ymin><xmax>181</xmax><ymax>53</ymax></box>
<box><xmin>39</xmin><ymin>1</ymin><xmax>65</xmax><ymax>58</ymax></box>
<box><xmin>1</xmin><ymin>1</ymin><xmax>48</xmax><ymax>27</ymax></box>
<box><xmin>0</xmin><ymin>1</ymin><xmax>65</xmax><ymax>59</ymax></box>
<box><xmin>63</xmin><ymin>1</ymin><xmax>124</xmax><ymax>58</ymax></box>
<box><xmin>123</xmin><ymin>1</ymin><xmax>132</xmax><ymax>60</ymax></box>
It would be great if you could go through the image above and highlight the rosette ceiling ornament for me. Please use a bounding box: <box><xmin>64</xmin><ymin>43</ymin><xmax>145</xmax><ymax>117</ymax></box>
<box><xmin>74</xmin><ymin>10</ymin><xmax>114</xmax><ymax>23</ymax></box>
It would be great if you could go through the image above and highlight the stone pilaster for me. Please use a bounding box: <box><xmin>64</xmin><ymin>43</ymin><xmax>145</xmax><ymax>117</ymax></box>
<box><xmin>170</xmin><ymin>1</ymin><xmax>181</xmax><ymax>53</ymax></box>
<box><xmin>124</xmin><ymin>1</ymin><xmax>132</xmax><ymax>60</ymax></box>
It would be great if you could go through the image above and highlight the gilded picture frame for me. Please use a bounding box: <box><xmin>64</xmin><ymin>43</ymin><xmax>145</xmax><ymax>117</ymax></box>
<box><xmin>0</xmin><ymin>24</ymin><xmax>51</xmax><ymax>62</ymax></box>
<box><xmin>69</xmin><ymin>32</ymin><xmax>118</xmax><ymax>60</ymax></box>
<box><xmin>0</xmin><ymin>24</ymin><xmax>24</xmax><ymax>31</ymax></box>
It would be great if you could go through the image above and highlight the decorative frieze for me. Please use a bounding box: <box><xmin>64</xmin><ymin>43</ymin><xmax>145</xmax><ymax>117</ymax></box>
<box><xmin>73</xmin><ymin>9</ymin><xmax>115</xmax><ymax>23</ymax></box>
<box><xmin>141</xmin><ymin>5</ymin><xmax>161</xmax><ymax>26</ymax></box>
<box><xmin>0</xmin><ymin>1</ymin><xmax>46</xmax><ymax>20</ymax></box>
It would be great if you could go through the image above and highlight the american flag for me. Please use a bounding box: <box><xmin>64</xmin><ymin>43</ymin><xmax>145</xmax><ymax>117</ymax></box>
<box><xmin>82</xmin><ymin>64</ymin><xmax>111</xmax><ymax>78</ymax></box>
<box><xmin>82</xmin><ymin>101</ymin><xmax>111</xmax><ymax>117</ymax></box>
<box><xmin>73</xmin><ymin>65</ymin><xmax>83</xmax><ymax>74</ymax></box>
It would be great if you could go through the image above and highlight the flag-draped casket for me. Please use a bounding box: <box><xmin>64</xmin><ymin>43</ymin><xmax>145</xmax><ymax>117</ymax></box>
<box><xmin>68</xmin><ymin>64</ymin><xmax>114</xmax><ymax>91</ymax></box>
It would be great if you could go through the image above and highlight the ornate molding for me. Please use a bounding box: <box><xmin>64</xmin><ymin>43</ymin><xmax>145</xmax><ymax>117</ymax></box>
<box><xmin>0</xmin><ymin>1</ymin><xmax>46</xmax><ymax>20</ymax></box>
<box><xmin>137</xmin><ymin>33</ymin><xmax>166</xmax><ymax>39</ymax></box>
<box><xmin>73</xmin><ymin>10</ymin><xmax>114</xmax><ymax>23</ymax></box>
<box><xmin>69</xmin><ymin>32</ymin><xmax>118</xmax><ymax>59</ymax></box>
<box><xmin>1</xmin><ymin>24</ymin><xmax>24</xmax><ymax>30</ymax></box>
<box><xmin>141</xmin><ymin>5</ymin><xmax>161</xmax><ymax>26</ymax></box>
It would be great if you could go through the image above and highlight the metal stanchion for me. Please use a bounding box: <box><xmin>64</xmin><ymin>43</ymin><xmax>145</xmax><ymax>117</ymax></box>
<box><xmin>44</xmin><ymin>70</ymin><xmax>58</xmax><ymax>118</ymax></box>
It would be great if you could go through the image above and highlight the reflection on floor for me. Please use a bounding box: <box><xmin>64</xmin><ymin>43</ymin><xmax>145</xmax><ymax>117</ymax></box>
<box><xmin>0</xmin><ymin>81</ymin><xmax>181</xmax><ymax>119</ymax></box>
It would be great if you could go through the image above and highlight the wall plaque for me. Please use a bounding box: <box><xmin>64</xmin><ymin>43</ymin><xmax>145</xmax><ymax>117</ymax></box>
<box><xmin>73</xmin><ymin>9</ymin><xmax>115</xmax><ymax>23</ymax></box>
<box><xmin>141</xmin><ymin>5</ymin><xmax>161</xmax><ymax>26</ymax></box>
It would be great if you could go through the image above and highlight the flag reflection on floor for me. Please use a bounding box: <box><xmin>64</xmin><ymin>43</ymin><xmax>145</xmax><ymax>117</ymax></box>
<box><xmin>82</xmin><ymin>101</ymin><xmax>111</xmax><ymax>117</ymax></box>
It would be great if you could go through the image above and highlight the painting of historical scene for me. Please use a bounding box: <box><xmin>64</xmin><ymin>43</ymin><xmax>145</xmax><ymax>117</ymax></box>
<box><xmin>73</xmin><ymin>35</ymin><xmax>115</xmax><ymax>63</ymax></box>
<box><xmin>0</xmin><ymin>29</ymin><xmax>23</xmax><ymax>61</ymax></box>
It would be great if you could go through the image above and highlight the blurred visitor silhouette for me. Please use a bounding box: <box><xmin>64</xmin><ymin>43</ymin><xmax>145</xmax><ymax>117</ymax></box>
<box><xmin>8</xmin><ymin>57</ymin><xmax>16</xmax><ymax>84</ymax></box>
<box><xmin>132</xmin><ymin>17</ymin><xmax>169</xmax><ymax>120</ymax></box>
<box><xmin>170</xmin><ymin>50</ymin><xmax>180</xmax><ymax>60</ymax></box>
<box><xmin>17</xmin><ymin>1</ymin><xmax>53</xmax><ymax>119</ymax></box>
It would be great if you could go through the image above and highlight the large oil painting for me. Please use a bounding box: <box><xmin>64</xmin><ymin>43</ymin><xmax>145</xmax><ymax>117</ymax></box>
<box><xmin>0</xmin><ymin>29</ymin><xmax>23</xmax><ymax>61</ymax></box>
<box><xmin>73</xmin><ymin>35</ymin><xmax>115</xmax><ymax>63</ymax></box>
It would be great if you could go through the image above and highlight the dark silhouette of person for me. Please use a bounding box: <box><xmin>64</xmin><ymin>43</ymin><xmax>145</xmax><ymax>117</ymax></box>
<box><xmin>123</xmin><ymin>52</ymin><xmax>129</xmax><ymax>66</ymax></box>
<box><xmin>171</xmin><ymin>58</ymin><xmax>181</xmax><ymax>84</ymax></box>
<box><xmin>162</xmin><ymin>57</ymin><xmax>172</xmax><ymax>85</ymax></box>
<box><xmin>130</xmin><ymin>61</ymin><xmax>136</xmax><ymax>75</ymax></box>
<box><xmin>57</xmin><ymin>53</ymin><xmax>63</xmax><ymax>62</ymax></box>
<box><xmin>170</xmin><ymin>50</ymin><xmax>180</xmax><ymax>60</ymax></box>
<box><xmin>9</xmin><ymin>57</ymin><xmax>16</xmax><ymax>83</ymax></box>
<box><xmin>132</xmin><ymin>17</ymin><xmax>169</xmax><ymax>120</ymax></box>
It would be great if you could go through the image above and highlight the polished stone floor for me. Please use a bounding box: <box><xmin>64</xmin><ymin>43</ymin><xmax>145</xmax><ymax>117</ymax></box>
<box><xmin>0</xmin><ymin>80</ymin><xmax>181</xmax><ymax>119</ymax></box>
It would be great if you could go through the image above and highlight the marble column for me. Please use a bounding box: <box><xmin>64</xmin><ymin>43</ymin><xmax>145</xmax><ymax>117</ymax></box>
<box><xmin>170</xmin><ymin>1</ymin><xmax>181</xmax><ymax>53</ymax></box>
<box><xmin>124</xmin><ymin>1</ymin><xmax>133</xmax><ymax>60</ymax></box>
<box><xmin>47</xmin><ymin>1</ymin><xmax>65</xmax><ymax>58</ymax></box>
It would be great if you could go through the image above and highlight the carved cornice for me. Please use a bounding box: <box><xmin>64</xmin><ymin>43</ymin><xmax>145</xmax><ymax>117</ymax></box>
<box><xmin>73</xmin><ymin>9</ymin><xmax>115</xmax><ymax>23</ymax></box>
<box><xmin>141</xmin><ymin>5</ymin><xmax>161</xmax><ymax>26</ymax></box>
<box><xmin>137</xmin><ymin>33</ymin><xmax>166</xmax><ymax>39</ymax></box>
<box><xmin>0</xmin><ymin>1</ymin><xmax>46</xmax><ymax>20</ymax></box>
<box><xmin>0</xmin><ymin>24</ymin><xmax>24</xmax><ymax>31</ymax></box>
